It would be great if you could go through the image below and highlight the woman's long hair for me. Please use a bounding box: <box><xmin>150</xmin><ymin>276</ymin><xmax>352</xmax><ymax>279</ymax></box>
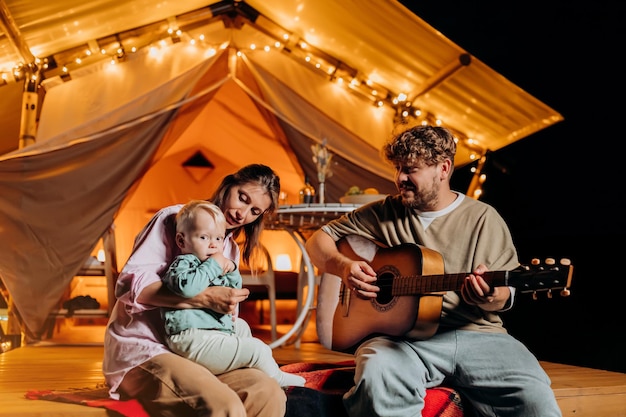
<box><xmin>210</xmin><ymin>164</ymin><xmax>280</xmax><ymax>265</ymax></box>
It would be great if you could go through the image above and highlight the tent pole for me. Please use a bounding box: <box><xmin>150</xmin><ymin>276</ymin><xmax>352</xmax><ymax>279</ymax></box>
<box><xmin>18</xmin><ymin>65</ymin><xmax>40</xmax><ymax>148</ymax></box>
<box><xmin>0</xmin><ymin>0</ymin><xmax>36</xmax><ymax>64</ymax></box>
<box><xmin>0</xmin><ymin>0</ymin><xmax>40</xmax><ymax>149</ymax></box>
<box><xmin>410</xmin><ymin>53</ymin><xmax>471</xmax><ymax>101</ymax></box>
<box><xmin>466</xmin><ymin>152</ymin><xmax>488</xmax><ymax>200</ymax></box>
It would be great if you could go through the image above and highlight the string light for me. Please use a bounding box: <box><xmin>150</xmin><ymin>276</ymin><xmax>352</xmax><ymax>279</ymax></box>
<box><xmin>0</xmin><ymin>5</ymin><xmax>484</xmax><ymax>159</ymax></box>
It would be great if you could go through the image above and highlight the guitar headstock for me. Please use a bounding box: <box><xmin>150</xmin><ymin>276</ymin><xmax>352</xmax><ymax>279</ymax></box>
<box><xmin>510</xmin><ymin>258</ymin><xmax>573</xmax><ymax>299</ymax></box>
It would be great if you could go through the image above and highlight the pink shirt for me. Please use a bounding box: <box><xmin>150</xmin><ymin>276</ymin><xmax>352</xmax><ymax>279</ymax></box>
<box><xmin>102</xmin><ymin>204</ymin><xmax>240</xmax><ymax>399</ymax></box>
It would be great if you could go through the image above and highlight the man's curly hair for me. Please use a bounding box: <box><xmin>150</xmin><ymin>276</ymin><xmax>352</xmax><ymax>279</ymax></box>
<box><xmin>383</xmin><ymin>125</ymin><xmax>456</xmax><ymax>168</ymax></box>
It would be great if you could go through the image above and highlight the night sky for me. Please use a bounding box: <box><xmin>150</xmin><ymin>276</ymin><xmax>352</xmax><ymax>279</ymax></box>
<box><xmin>399</xmin><ymin>1</ymin><xmax>625</xmax><ymax>373</ymax></box>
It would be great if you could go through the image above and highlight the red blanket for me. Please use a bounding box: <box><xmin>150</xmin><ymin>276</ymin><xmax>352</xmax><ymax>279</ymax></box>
<box><xmin>26</xmin><ymin>361</ymin><xmax>465</xmax><ymax>417</ymax></box>
<box><xmin>281</xmin><ymin>361</ymin><xmax>465</xmax><ymax>417</ymax></box>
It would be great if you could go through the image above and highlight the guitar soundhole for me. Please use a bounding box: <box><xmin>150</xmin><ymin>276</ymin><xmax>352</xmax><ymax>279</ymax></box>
<box><xmin>373</xmin><ymin>267</ymin><xmax>398</xmax><ymax>310</ymax></box>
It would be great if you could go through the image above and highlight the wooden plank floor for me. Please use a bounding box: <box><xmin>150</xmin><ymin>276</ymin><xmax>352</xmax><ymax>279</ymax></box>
<box><xmin>1</xmin><ymin>322</ymin><xmax>625</xmax><ymax>417</ymax></box>
<box><xmin>0</xmin><ymin>321</ymin><xmax>351</xmax><ymax>417</ymax></box>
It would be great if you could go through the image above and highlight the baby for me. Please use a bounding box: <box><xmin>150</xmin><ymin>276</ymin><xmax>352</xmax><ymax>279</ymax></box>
<box><xmin>161</xmin><ymin>199</ymin><xmax>305</xmax><ymax>387</ymax></box>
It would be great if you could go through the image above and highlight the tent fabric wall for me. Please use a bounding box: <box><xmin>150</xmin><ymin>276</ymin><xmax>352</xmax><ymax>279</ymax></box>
<box><xmin>0</xmin><ymin>115</ymin><xmax>177</xmax><ymax>337</ymax></box>
<box><xmin>0</xmin><ymin>46</ymin><xmax>225</xmax><ymax>337</ymax></box>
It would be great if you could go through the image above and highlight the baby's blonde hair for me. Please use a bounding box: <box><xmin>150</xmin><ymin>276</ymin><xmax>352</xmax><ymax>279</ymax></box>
<box><xmin>175</xmin><ymin>199</ymin><xmax>227</xmax><ymax>234</ymax></box>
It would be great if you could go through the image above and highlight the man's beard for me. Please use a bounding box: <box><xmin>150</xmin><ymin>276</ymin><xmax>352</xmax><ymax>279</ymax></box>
<box><xmin>400</xmin><ymin>180</ymin><xmax>438</xmax><ymax>211</ymax></box>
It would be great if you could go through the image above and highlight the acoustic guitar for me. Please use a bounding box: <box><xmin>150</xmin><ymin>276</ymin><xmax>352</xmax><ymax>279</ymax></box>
<box><xmin>316</xmin><ymin>235</ymin><xmax>573</xmax><ymax>352</ymax></box>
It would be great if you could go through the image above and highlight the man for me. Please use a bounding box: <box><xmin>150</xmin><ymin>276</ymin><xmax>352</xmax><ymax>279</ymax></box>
<box><xmin>305</xmin><ymin>125</ymin><xmax>561</xmax><ymax>416</ymax></box>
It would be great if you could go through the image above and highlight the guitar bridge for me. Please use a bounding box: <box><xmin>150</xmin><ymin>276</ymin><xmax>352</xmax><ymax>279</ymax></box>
<box><xmin>339</xmin><ymin>284</ymin><xmax>352</xmax><ymax>317</ymax></box>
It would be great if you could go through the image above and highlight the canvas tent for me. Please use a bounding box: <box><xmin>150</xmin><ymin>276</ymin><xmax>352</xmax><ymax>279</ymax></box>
<box><xmin>0</xmin><ymin>0</ymin><xmax>562</xmax><ymax>339</ymax></box>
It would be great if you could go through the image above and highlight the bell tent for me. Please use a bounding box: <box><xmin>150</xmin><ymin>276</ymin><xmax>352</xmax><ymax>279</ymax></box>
<box><xmin>0</xmin><ymin>0</ymin><xmax>562</xmax><ymax>338</ymax></box>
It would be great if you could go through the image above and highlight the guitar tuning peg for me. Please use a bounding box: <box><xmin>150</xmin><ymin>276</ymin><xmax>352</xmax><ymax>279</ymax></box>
<box><xmin>560</xmin><ymin>258</ymin><xmax>571</xmax><ymax>266</ymax></box>
<box><xmin>531</xmin><ymin>258</ymin><xmax>540</xmax><ymax>266</ymax></box>
<box><xmin>547</xmin><ymin>289</ymin><xmax>553</xmax><ymax>299</ymax></box>
<box><xmin>545</xmin><ymin>258</ymin><xmax>556</xmax><ymax>266</ymax></box>
<box><xmin>560</xmin><ymin>288</ymin><xmax>571</xmax><ymax>297</ymax></box>
<box><xmin>532</xmin><ymin>291</ymin><xmax>538</xmax><ymax>301</ymax></box>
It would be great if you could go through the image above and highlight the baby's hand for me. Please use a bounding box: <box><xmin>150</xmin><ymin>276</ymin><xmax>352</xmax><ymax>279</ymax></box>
<box><xmin>211</xmin><ymin>253</ymin><xmax>236</xmax><ymax>273</ymax></box>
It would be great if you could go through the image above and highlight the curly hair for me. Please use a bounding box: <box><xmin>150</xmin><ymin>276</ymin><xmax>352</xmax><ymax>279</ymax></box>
<box><xmin>383</xmin><ymin>125</ymin><xmax>456</xmax><ymax>169</ymax></box>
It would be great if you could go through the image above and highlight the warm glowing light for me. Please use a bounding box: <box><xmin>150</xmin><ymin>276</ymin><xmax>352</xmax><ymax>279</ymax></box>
<box><xmin>275</xmin><ymin>254</ymin><xmax>292</xmax><ymax>271</ymax></box>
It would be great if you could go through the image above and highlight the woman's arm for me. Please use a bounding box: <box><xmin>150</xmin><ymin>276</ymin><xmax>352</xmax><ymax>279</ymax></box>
<box><xmin>137</xmin><ymin>280</ymin><xmax>249</xmax><ymax>315</ymax></box>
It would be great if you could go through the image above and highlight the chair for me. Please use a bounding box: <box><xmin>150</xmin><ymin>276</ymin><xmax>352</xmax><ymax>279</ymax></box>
<box><xmin>240</xmin><ymin>245</ymin><xmax>277</xmax><ymax>342</ymax></box>
<box><xmin>295</xmin><ymin>255</ymin><xmax>321</xmax><ymax>348</ymax></box>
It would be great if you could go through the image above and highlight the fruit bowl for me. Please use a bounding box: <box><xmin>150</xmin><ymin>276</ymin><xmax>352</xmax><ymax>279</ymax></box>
<box><xmin>339</xmin><ymin>194</ymin><xmax>387</xmax><ymax>204</ymax></box>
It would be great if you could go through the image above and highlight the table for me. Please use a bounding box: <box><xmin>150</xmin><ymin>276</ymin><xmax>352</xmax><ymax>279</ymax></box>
<box><xmin>264</xmin><ymin>203</ymin><xmax>360</xmax><ymax>348</ymax></box>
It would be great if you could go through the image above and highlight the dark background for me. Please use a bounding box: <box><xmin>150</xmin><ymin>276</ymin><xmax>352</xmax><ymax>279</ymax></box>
<box><xmin>399</xmin><ymin>1</ymin><xmax>625</xmax><ymax>373</ymax></box>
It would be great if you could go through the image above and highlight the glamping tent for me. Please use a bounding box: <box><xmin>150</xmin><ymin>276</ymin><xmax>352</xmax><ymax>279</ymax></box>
<box><xmin>0</xmin><ymin>0</ymin><xmax>562</xmax><ymax>339</ymax></box>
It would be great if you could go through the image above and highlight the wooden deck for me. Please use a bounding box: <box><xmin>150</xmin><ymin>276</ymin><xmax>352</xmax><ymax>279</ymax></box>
<box><xmin>1</xmin><ymin>321</ymin><xmax>625</xmax><ymax>417</ymax></box>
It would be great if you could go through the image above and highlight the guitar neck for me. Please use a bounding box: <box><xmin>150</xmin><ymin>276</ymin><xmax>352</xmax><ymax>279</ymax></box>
<box><xmin>393</xmin><ymin>264</ymin><xmax>571</xmax><ymax>296</ymax></box>
<box><xmin>393</xmin><ymin>271</ymin><xmax>509</xmax><ymax>296</ymax></box>
<box><xmin>338</xmin><ymin>236</ymin><xmax>573</xmax><ymax>297</ymax></box>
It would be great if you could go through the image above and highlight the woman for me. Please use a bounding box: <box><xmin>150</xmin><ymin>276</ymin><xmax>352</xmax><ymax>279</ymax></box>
<box><xmin>103</xmin><ymin>164</ymin><xmax>286</xmax><ymax>417</ymax></box>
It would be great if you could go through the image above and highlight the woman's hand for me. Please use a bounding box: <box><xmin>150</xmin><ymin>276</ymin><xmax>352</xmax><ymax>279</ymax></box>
<box><xmin>184</xmin><ymin>286</ymin><xmax>250</xmax><ymax>315</ymax></box>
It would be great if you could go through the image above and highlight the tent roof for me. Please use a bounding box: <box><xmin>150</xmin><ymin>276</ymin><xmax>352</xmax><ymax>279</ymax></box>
<box><xmin>0</xmin><ymin>0</ymin><xmax>563</xmax><ymax>163</ymax></box>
